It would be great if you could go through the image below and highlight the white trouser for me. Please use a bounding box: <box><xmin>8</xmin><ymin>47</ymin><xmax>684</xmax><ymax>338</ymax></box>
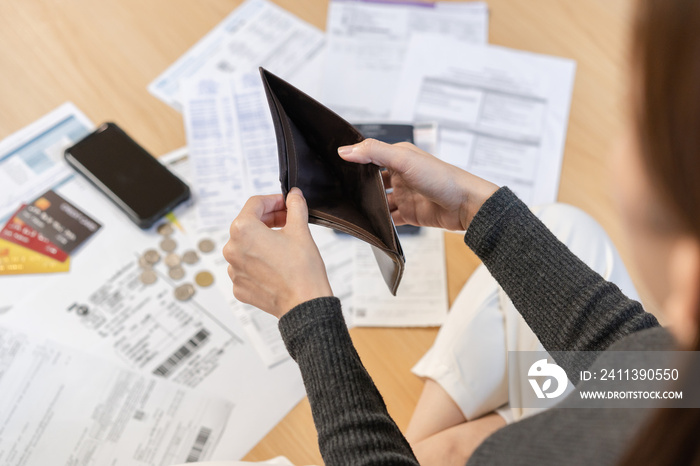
<box><xmin>412</xmin><ymin>203</ymin><xmax>639</xmax><ymax>424</ymax></box>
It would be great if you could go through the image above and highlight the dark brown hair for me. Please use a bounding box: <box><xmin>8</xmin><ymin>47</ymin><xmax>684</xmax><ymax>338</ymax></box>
<box><xmin>619</xmin><ymin>0</ymin><xmax>700</xmax><ymax>465</ymax></box>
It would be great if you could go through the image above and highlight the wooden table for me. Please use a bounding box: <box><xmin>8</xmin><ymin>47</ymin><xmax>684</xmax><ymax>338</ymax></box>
<box><xmin>0</xmin><ymin>1</ymin><xmax>638</xmax><ymax>463</ymax></box>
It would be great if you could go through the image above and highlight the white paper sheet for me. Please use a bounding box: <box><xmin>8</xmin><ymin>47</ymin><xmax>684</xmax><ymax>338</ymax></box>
<box><xmin>182</xmin><ymin>78</ymin><xmax>247</xmax><ymax>231</ymax></box>
<box><xmin>392</xmin><ymin>34</ymin><xmax>576</xmax><ymax>205</ymax></box>
<box><xmin>0</xmin><ymin>102</ymin><xmax>93</xmax><ymax>223</ymax></box>
<box><xmin>148</xmin><ymin>0</ymin><xmax>325</xmax><ymax>111</ymax></box>
<box><xmin>182</xmin><ymin>71</ymin><xmax>282</xmax><ymax>232</ymax></box>
<box><xmin>352</xmin><ymin>227</ymin><xmax>448</xmax><ymax>327</ymax></box>
<box><xmin>322</xmin><ymin>0</ymin><xmax>488</xmax><ymax>122</ymax></box>
<box><xmin>0</xmin><ymin>325</ymin><xmax>233</xmax><ymax>465</ymax></box>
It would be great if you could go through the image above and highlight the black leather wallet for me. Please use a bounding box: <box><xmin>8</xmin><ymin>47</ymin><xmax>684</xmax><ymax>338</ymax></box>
<box><xmin>259</xmin><ymin>67</ymin><xmax>404</xmax><ymax>295</ymax></box>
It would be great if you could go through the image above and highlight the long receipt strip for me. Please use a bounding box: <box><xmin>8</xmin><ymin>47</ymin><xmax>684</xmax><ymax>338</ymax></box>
<box><xmin>0</xmin><ymin>326</ymin><xmax>232</xmax><ymax>464</ymax></box>
<box><xmin>182</xmin><ymin>72</ymin><xmax>280</xmax><ymax>231</ymax></box>
<box><xmin>392</xmin><ymin>34</ymin><xmax>576</xmax><ymax>205</ymax></box>
<box><xmin>0</xmin><ymin>105</ymin><xmax>305</xmax><ymax>461</ymax></box>
<box><xmin>149</xmin><ymin>0</ymin><xmax>325</xmax><ymax>111</ymax></box>
<box><xmin>322</xmin><ymin>0</ymin><xmax>488</xmax><ymax>121</ymax></box>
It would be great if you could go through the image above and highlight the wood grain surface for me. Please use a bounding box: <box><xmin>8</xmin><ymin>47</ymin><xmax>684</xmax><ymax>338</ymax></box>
<box><xmin>0</xmin><ymin>1</ymin><xmax>640</xmax><ymax>463</ymax></box>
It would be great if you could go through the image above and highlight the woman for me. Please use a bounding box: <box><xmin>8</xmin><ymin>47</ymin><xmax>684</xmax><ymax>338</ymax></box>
<box><xmin>223</xmin><ymin>0</ymin><xmax>700</xmax><ymax>463</ymax></box>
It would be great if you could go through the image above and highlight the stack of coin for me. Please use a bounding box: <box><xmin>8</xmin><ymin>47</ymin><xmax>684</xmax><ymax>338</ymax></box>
<box><xmin>138</xmin><ymin>249</ymin><xmax>160</xmax><ymax>285</ymax></box>
<box><xmin>156</xmin><ymin>222</ymin><xmax>185</xmax><ymax>282</ymax></box>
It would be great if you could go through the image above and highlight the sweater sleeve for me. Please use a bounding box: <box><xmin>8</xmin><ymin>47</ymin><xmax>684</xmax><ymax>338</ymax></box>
<box><xmin>465</xmin><ymin>187</ymin><xmax>660</xmax><ymax>381</ymax></box>
<box><xmin>278</xmin><ymin>297</ymin><xmax>419</xmax><ymax>466</ymax></box>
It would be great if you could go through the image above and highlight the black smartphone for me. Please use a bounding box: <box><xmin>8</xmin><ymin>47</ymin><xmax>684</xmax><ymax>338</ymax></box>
<box><xmin>64</xmin><ymin>123</ymin><xmax>190</xmax><ymax>229</ymax></box>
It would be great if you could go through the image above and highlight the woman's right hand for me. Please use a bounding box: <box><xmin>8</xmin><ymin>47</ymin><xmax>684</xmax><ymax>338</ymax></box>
<box><xmin>338</xmin><ymin>139</ymin><xmax>499</xmax><ymax>231</ymax></box>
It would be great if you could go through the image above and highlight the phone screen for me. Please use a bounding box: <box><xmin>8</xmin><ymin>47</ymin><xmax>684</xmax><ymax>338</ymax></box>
<box><xmin>65</xmin><ymin>123</ymin><xmax>189</xmax><ymax>227</ymax></box>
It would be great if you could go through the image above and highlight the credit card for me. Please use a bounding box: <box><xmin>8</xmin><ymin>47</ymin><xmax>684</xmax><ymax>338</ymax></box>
<box><xmin>0</xmin><ymin>239</ymin><xmax>70</xmax><ymax>275</ymax></box>
<box><xmin>17</xmin><ymin>190</ymin><xmax>101</xmax><ymax>254</ymax></box>
<box><xmin>0</xmin><ymin>206</ymin><xmax>69</xmax><ymax>262</ymax></box>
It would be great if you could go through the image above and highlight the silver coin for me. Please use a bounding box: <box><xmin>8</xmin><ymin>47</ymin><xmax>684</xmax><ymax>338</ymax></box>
<box><xmin>160</xmin><ymin>237</ymin><xmax>177</xmax><ymax>252</ymax></box>
<box><xmin>168</xmin><ymin>265</ymin><xmax>185</xmax><ymax>280</ymax></box>
<box><xmin>198</xmin><ymin>238</ymin><xmax>215</xmax><ymax>253</ymax></box>
<box><xmin>143</xmin><ymin>249</ymin><xmax>160</xmax><ymax>265</ymax></box>
<box><xmin>138</xmin><ymin>255</ymin><xmax>152</xmax><ymax>269</ymax></box>
<box><xmin>174</xmin><ymin>283</ymin><xmax>195</xmax><ymax>301</ymax></box>
<box><xmin>182</xmin><ymin>250</ymin><xmax>199</xmax><ymax>265</ymax></box>
<box><xmin>164</xmin><ymin>253</ymin><xmax>181</xmax><ymax>268</ymax></box>
<box><xmin>139</xmin><ymin>269</ymin><xmax>157</xmax><ymax>285</ymax></box>
<box><xmin>156</xmin><ymin>223</ymin><xmax>173</xmax><ymax>236</ymax></box>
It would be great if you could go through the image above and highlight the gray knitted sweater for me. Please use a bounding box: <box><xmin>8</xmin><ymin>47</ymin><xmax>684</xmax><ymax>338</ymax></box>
<box><xmin>278</xmin><ymin>187</ymin><xmax>667</xmax><ymax>465</ymax></box>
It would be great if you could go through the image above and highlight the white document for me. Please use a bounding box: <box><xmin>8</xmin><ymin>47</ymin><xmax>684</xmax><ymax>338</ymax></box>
<box><xmin>182</xmin><ymin>78</ymin><xmax>247</xmax><ymax>231</ymax></box>
<box><xmin>322</xmin><ymin>0</ymin><xmax>488</xmax><ymax>121</ymax></box>
<box><xmin>149</xmin><ymin>0</ymin><xmax>325</xmax><ymax>111</ymax></box>
<box><xmin>182</xmin><ymin>72</ymin><xmax>281</xmax><ymax>231</ymax></box>
<box><xmin>0</xmin><ymin>102</ymin><xmax>93</xmax><ymax>223</ymax></box>
<box><xmin>392</xmin><ymin>34</ymin><xmax>577</xmax><ymax>205</ymax></box>
<box><xmin>352</xmin><ymin>227</ymin><xmax>448</xmax><ymax>327</ymax></box>
<box><xmin>0</xmin><ymin>326</ymin><xmax>233</xmax><ymax>465</ymax></box>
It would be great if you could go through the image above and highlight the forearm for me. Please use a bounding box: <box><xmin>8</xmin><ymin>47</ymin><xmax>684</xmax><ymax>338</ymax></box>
<box><xmin>464</xmin><ymin>188</ymin><xmax>659</xmax><ymax>372</ymax></box>
<box><xmin>279</xmin><ymin>297</ymin><xmax>418</xmax><ymax>465</ymax></box>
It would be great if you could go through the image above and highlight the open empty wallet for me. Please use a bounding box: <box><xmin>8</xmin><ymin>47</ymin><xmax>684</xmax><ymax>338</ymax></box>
<box><xmin>259</xmin><ymin>67</ymin><xmax>405</xmax><ymax>295</ymax></box>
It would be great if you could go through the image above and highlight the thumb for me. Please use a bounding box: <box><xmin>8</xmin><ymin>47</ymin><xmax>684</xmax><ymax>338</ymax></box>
<box><xmin>338</xmin><ymin>138</ymin><xmax>408</xmax><ymax>171</ymax></box>
<box><xmin>285</xmin><ymin>187</ymin><xmax>309</xmax><ymax>231</ymax></box>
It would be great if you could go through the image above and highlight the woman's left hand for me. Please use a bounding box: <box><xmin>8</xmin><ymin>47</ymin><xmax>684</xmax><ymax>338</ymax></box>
<box><xmin>223</xmin><ymin>187</ymin><xmax>333</xmax><ymax>319</ymax></box>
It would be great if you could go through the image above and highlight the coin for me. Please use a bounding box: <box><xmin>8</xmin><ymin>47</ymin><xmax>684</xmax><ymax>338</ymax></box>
<box><xmin>139</xmin><ymin>269</ymin><xmax>157</xmax><ymax>285</ymax></box>
<box><xmin>168</xmin><ymin>265</ymin><xmax>185</xmax><ymax>280</ymax></box>
<box><xmin>182</xmin><ymin>250</ymin><xmax>199</xmax><ymax>265</ymax></box>
<box><xmin>198</xmin><ymin>238</ymin><xmax>215</xmax><ymax>253</ymax></box>
<box><xmin>160</xmin><ymin>237</ymin><xmax>177</xmax><ymax>252</ymax></box>
<box><xmin>138</xmin><ymin>255</ymin><xmax>152</xmax><ymax>269</ymax></box>
<box><xmin>157</xmin><ymin>223</ymin><xmax>173</xmax><ymax>236</ymax></box>
<box><xmin>195</xmin><ymin>271</ymin><xmax>214</xmax><ymax>288</ymax></box>
<box><xmin>174</xmin><ymin>283</ymin><xmax>195</xmax><ymax>301</ymax></box>
<box><xmin>143</xmin><ymin>249</ymin><xmax>160</xmax><ymax>265</ymax></box>
<box><xmin>164</xmin><ymin>253</ymin><xmax>181</xmax><ymax>268</ymax></box>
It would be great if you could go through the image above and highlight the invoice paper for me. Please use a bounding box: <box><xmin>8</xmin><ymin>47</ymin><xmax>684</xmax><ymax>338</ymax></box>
<box><xmin>182</xmin><ymin>72</ymin><xmax>281</xmax><ymax>231</ymax></box>
<box><xmin>322</xmin><ymin>0</ymin><xmax>488</xmax><ymax>121</ymax></box>
<box><xmin>0</xmin><ymin>102</ymin><xmax>93</xmax><ymax>224</ymax></box>
<box><xmin>149</xmin><ymin>0</ymin><xmax>325</xmax><ymax>111</ymax></box>
<box><xmin>0</xmin><ymin>326</ymin><xmax>233</xmax><ymax>465</ymax></box>
<box><xmin>392</xmin><ymin>34</ymin><xmax>576</xmax><ymax>205</ymax></box>
<box><xmin>352</xmin><ymin>227</ymin><xmax>448</xmax><ymax>327</ymax></box>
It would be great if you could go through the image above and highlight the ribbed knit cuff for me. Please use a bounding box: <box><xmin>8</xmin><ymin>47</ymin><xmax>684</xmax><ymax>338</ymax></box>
<box><xmin>464</xmin><ymin>186</ymin><xmax>522</xmax><ymax>257</ymax></box>
<box><xmin>278</xmin><ymin>296</ymin><xmax>345</xmax><ymax>361</ymax></box>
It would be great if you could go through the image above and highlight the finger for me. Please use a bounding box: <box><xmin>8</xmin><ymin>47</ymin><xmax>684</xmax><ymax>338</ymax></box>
<box><xmin>391</xmin><ymin>210</ymin><xmax>407</xmax><ymax>226</ymax></box>
<box><xmin>338</xmin><ymin>138</ymin><xmax>412</xmax><ymax>172</ymax></box>
<box><xmin>284</xmin><ymin>187</ymin><xmax>309</xmax><ymax>231</ymax></box>
<box><xmin>260</xmin><ymin>209</ymin><xmax>288</xmax><ymax>228</ymax></box>
<box><xmin>382</xmin><ymin>170</ymin><xmax>392</xmax><ymax>190</ymax></box>
<box><xmin>239</xmin><ymin>194</ymin><xmax>285</xmax><ymax>221</ymax></box>
<box><xmin>386</xmin><ymin>191</ymin><xmax>398</xmax><ymax>211</ymax></box>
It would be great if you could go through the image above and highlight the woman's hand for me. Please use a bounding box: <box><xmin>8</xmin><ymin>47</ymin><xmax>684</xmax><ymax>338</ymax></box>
<box><xmin>223</xmin><ymin>188</ymin><xmax>332</xmax><ymax>319</ymax></box>
<box><xmin>338</xmin><ymin>139</ymin><xmax>499</xmax><ymax>231</ymax></box>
